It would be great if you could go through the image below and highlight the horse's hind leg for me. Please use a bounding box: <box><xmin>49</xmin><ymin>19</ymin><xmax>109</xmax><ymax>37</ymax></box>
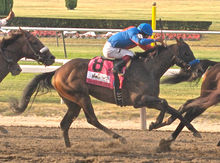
<box><xmin>60</xmin><ymin>97</ymin><xmax>81</xmax><ymax>147</ymax></box>
<box><xmin>134</xmin><ymin>95</ymin><xmax>200</xmax><ymax>137</ymax></box>
<box><xmin>163</xmin><ymin>89</ymin><xmax>220</xmax><ymax>147</ymax></box>
<box><xmin>81</xmin><ymin>96</ymin><xmax>127</xmax><ymax>144</ymax></box>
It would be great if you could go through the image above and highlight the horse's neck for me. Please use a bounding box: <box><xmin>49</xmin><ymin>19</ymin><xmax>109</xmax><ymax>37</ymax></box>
<box><xmin>3</xmin><ymin>46</ymin><xmax>23</xmax><ymax>62</ymax></box>
<box><xmin>0</xmin><ymin>55</ymin><xmax>10</xmax><ymax>82</ymax></box>
<box><xmin>150</xmin><ymin>45</ymin><xmax>176</xmax><ymax>78</ymax></box>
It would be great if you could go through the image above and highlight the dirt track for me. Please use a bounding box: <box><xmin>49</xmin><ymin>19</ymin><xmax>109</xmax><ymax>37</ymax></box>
<box><xmin>0</xmin><ymin>125</ymin><xmax>219</xmax><ymax>162</ymax></box>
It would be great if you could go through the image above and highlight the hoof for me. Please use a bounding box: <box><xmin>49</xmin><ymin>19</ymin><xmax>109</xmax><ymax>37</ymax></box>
<box><xmin>149</xmin><ymin>122</ymin><xmax>155</xmax><ymax>131</ymax></box>
<box><xmin>65</xmin><ymin>143</ymin><xmax>71</xmax><ymax>148</ymax></box>
<box><xmin>156</xmin><ymin>138</ymin><xmax>172</xmax><ymax>153</ymax></box>
<box><xmin>193</xmin><ymin>132</ymin><xmax>202</xmax><ymax>138</ymax></box>
<box><xmin>217</xmin><ymin>141</ymin><xmax>220</xmax><ymax>147</ymax></box>
<box><xmin>0</xmin><ymin>126</ymin><xmax>8</xmax><ymax>134</ymax></box>
<box><xmin>119</xmin><ymin>137</ymin><xmax>127</xmax><ymax>144</ymax></box>
<box><xmin>64</xmin><ymin>139</ymin><xmax>71</xmax><ymax>148</ymax></box>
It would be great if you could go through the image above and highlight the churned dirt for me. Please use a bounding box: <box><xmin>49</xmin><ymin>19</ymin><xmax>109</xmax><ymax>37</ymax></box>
<box><xmin>0</xmin><ymin>116</ymin><xmax>219</xmax><ymax>162</ymax></box>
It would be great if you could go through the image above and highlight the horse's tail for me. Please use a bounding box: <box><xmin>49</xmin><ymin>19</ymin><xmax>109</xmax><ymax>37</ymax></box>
<box><xmin>10</xmin><ymin>71</ymin><xmax>56</xmax><ymax>114</ymax></box>
<box><xmin>200</xmin><ymin>59</ymin><xmax>218</xmax><ymax>72</ymax></box>
<box><xmin>162</xmin><ymin>59</ymin><xmax>219</xmax><ymax>84</ymax></box>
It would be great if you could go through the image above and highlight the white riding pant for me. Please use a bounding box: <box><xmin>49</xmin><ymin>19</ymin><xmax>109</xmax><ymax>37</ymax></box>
<box><xmin>103</xmin><ymin>41</ymin><xmax>135</xmax><ymax>59</ymax></box>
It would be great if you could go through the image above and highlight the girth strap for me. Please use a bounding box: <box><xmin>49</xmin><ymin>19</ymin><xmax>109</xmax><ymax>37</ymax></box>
<box><xmin>113</xmin><ymin>72</ymin><xmax>123</xmax><ymax>106</ymax></box>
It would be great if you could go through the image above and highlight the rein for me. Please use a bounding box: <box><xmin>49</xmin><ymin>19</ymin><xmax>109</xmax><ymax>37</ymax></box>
<box><xmin>167</xmin><ymin>45</ymin><xmax>198</xmax><ymax>70</ymax></box>
<box><xmin>24</xmin><ymin>35</ymin><xmax>49</xmax><ymax>64</ymax></box>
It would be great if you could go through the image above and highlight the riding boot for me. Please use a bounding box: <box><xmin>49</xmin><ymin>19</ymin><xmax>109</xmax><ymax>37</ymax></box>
<box><xmin>113</xmin><ymin>56</ymin><xmax>130</xmax><ymax>74</ymax></box>
<box><xmin>113</xmin><ymin>60</ymin><xmax>127</xmax><ymax>74</ymax></box>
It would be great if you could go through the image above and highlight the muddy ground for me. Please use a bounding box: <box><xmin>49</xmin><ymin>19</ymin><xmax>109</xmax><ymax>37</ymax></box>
<box><xmin>0</xmin><ymin>126</ymin><xmax>219</xmax><ymax>163</ymax></box>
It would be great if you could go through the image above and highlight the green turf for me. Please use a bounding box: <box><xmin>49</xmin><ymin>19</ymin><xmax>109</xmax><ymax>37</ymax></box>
<box><xmin>11</xmin><ymin>0</ymin><xmax>220</xmax><ymax>30</ymax></box>
<box><xmin>1</xmin><ymin>0</ymin><xmax>220</xmax><ymax>119</ymax></box>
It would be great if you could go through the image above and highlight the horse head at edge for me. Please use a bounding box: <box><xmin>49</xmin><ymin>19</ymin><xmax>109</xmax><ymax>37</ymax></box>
<box><xmin>1</xmin><ymin>28</ymin><xmax>55</xmax><ymax>66</ymax></box>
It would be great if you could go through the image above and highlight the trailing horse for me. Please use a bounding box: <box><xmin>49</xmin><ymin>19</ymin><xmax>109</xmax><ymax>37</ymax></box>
<box><xmin>10</xmin><ymin>38</ymin><xmax>202</xmax><ymax>147</ymax></box>
<box><xmin>0</xmin><ymin>28</ymin><xmax>55</xmax><ymax>133</ymax></box>
<box><xmin>0</xmin><ymin>28</ymin><xmax>55</xmax><ymax>81</ymax></box>
<box><xmin>154</xmin><ymin>59</ymin><xmax>220</xmax><ymax>150</ymax></box>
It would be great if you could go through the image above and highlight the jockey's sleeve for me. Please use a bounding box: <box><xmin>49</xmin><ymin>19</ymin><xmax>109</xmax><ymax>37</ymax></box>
<box><xmin>130</xmin><ymin>34</ymin><xmax>155</xmax><ymax>46</ymax></box>
<box><xmin>139</xmin><ymin>44</ymin><xmax>154</xmax><ymax>51</ymax></box>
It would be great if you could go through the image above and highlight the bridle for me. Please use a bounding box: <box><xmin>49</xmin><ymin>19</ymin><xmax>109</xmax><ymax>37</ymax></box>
<box><xmin>24</xmin><ymin>33</ymin><xmax>50</xmax><ymax>64</ymax></box>
<box><xmin>158</xmin><ymin>18</ymin><xmax>198</xmax><ymax>70</ymax></box>
<box><xmin>170</xmin><ymin>46</ymin><xmax>199</xmax><ymax>70</ymax></box>
<box><xmin>0</xmin><ymin>31</ymin><xmax>50</xmax><ymax>75</ymax></box>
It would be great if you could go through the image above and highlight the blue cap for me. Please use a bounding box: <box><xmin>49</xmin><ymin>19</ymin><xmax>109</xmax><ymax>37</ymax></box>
<box><xmin>137</xmin><ymin>23</ymin><xmax>153</xmax><ymax>36</ymax></box>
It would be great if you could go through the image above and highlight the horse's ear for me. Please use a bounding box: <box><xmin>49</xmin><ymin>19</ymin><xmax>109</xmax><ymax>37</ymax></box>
<box><xmin>179</xmin><ymin>37</ymin><xmax>184</xmax><ymax>42</ymax></box>
<box><xmin>175</xmin><ymin>37</ymin><xmax>184</xmax><ymax>46</ymax></box>
<box><xmin>18</xmin><ymin>27</ymin><xmax>25</xmax><ymax>34</ymax></box>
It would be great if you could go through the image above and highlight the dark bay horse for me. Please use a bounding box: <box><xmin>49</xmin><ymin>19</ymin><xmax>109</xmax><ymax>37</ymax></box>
<box><xmin>0</xmin><ymin>29</ymin><xmax>55</xmax><ymax>81</ymax></box>
<box><xmin>10</xmin><ymin>38</ymin><xmax>202</xmax><ymax>147</ymax></box>
<box><xmin>153</xmin><ymin>59</ymin><xmax>220</xmax><ymax>150</ymax></box>
<box><xmin>0</xmin><ymin>29</ymin><xmax>55</xmax><ymax>133</ymax></box>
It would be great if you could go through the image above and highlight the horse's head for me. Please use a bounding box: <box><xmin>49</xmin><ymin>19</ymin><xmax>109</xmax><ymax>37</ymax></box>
<box><xmin>3</xmin><ymin>29</ymin><xmax>55</xmax><ymax>66</ymax></box>
<box><xmin>162</xmin><ymin>37</ymin><xmax>204</xmax><ymax>84</ymax></box>
<box><xmin>173</xmin><ymin>37</ymin><xmax>195</xmax><ymax>68</ymax></box>
<box><xmin>21</xmin><ymin>29</ymin><xmax>55</xmax><ymax>66</ymax></box>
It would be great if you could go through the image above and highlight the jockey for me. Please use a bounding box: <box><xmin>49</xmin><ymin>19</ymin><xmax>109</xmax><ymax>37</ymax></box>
<box><xmin>103</xmin><ymin>23</ymin><xmax>163</xmax><ymax>73</ymax></box>
<box><xmin>0</xmin><ymin>11</ymin><xmax>15</xmax><ymax>27</ymax></box>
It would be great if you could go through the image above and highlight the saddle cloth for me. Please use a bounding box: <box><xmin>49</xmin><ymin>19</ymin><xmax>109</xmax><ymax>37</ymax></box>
<box><xmin>86</xmin><ymin>56</ymin><xmax>125</xmax><ymax>89</ymax></box>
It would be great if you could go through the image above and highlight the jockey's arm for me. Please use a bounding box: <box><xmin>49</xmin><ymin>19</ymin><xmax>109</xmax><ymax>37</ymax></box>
<box><xmin>130</xmin><ymin>34</ymin><xmax>156</xmax><ymax>51</ymax></box>
<box><xmin>0</xmin><ymin>11</ymin><xmax>14</xmax><ymax>27</ymax></box>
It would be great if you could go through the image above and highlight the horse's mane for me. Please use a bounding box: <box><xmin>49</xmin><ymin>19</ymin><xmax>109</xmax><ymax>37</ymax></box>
<box><xmin>0</xmin><ymin>30</ymin><xmax>24</xmax><ymax>48</ymax></box>
<box><xmin>134</xmin><ymin>45</ymin><xmax>167</xmax><ymax>59</ymax></box>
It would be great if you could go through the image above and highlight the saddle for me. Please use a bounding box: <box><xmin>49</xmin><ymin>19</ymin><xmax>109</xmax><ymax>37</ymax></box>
<box><xmin>86</xmin><ymin>56</ymin><xmax>131</xmax><ymax>106</ymax></box>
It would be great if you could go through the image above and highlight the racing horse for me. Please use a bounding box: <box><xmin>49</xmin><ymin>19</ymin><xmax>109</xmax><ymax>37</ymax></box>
<box><xmin>0</xmin><ymin>28</ymin><xmax>55</xmax><ymax>80</ymax></box>
<box><xmin>152</xmin><ymin>59</ymin><xmax>220</xmax><ymax>149</ymax></box>
<box><xmin>10</xmin><ymin>38</ymin><xmax>202</xmax><ymax>147</ymax></box>
<box><xmin>0</xmin><ymin>29</ymin><xmax>55</xmax><ymax>133</ymax></box>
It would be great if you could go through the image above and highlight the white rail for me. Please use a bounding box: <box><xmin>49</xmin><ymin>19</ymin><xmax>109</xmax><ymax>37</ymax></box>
<box><xmin>2</xmin><ymin>26</ymin><xmax>220</xmax><ymax>34</ymax></box>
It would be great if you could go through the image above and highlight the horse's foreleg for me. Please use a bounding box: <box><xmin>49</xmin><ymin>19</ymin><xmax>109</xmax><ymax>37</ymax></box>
<box><xmin>158</xmin><ymin>106</ymin><xmax>205</xmax><ymax>152</ymax></box>
<box><xmin>149</xmin><ymin>111</ymin><xmax>165</xmax><ymax>131</ymax></box>
<box><xmin>60</xmin><ymin>98</ymin><xmax>81</xmax><ymax>148</ymax></box>
<box><xmin>171</xmin><ymin>106</ymin><xmax>205</xmax><ymax>141</ymax></box>
<box><xmin>150</xmin><ymin>98</ymin><xmax>197</xmax><ymax>130</ymax></box>
<box><xmin>134</xmin><ymin>95</ymin><xmax>200</xmax><ymax>137</ymax></box>
<box><xmin>82</xmin><ymin>97</ymin><xmax>127</xmax><ymax>144</ymax></box>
